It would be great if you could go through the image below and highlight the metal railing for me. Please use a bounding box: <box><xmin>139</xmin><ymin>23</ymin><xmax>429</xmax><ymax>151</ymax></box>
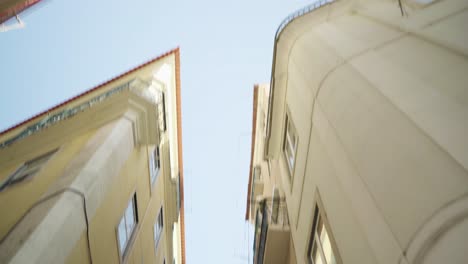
<box><xmin>275</xmin><ymin>0</ymin><xmax>335</xmax><ymax>40</ymax></box>
<box><xmin>253</xmin><ymin>198</ymin><xmax>289</xmax><ymax>264</ymax></box>
<box><xmin>0</xmin><ymin>78</ymin><xmax>159</xmax><ymax>149</ymax></box>
<box><xmin>253</xmin><ymin>200</ymin><xmax>268</xmax><ymax>264</ymax></box>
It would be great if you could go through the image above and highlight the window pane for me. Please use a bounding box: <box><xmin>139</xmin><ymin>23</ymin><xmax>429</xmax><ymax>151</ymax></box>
<box><xmin>154</xmin><ymin>147</ymin><xmax>160</xmax><ymax>174</ymax></box>
<box><xmin>150</xmin><ymin>147</ymin><xmax>160</xmax><ymax>185</ymax></box>
<box><xmin>286</xmin><ymin>134</ymin><xmax>293</xmax><ymax>153</ymax></box>
<box><xmin>315</xmin><ymin>253</ymin><xmax>324</xmax><ymax>264</ymax></box>
<box><xmin>287</xmin><ymin>121</ymin><xmax>296</xmax><ymax>148</ymax></box>
<box><xmin>284</xmin><ymin>115</ymin><xmax>296</xmax><ymax>172</ymax></box>
<box><xmin>320</xmin><ymin>226</ymin><xmax>337</xmax><ymax>264</ymax></box>
<box><xmin>316</xmin><ymin>216</ymin><xmax>324</xmax><ymax>240</ymax></box>
<box><xmin>284</xmin><ymin>137</ymin><xmax>295</xmax><ymax>170</ymax></box>
<box><xmin>154</xmin><ymin>224</ymin><xmax>161</xmax><ymax>246</ymax></box>
<box><xmin>149</xmin><ymin>151</ymin><xmax>155</xmax><ymax>172</ymax></box>
<box><xmin>150</xmin><ymin>165</ymin><xmax>156</xmax><ymax>184</ymax></box>
<box><xmin>283</xmin><ymin>117</ymin><xmax>289</xmax><ymax>151</ymax></box>
<box><xmin>311</xmin><ymin>239</ymin><xmax>324</xmax><ymax>264</ymax></box>
<box><xmin>287</xmin><ymin>123</ymin><xmax>294</xmax><ymax>142</ymax></box>
<box><xmin>329</xmin><ymin>253</ymin><xmax>337</xmax><ymax>264</ymax></box>
<box><xmin>160</xmin><ymin>208</ymin><xmax>164</xmax><ymax>227</ymax></box>
<box><xmin>321</xmin><ymin>228</ymin><xmax>333</xmax><ymax>264</ymax></box>
<box><xmin>9</xmin><ymin>150</ymin><xmax>57</xmax><ymax>184</ymax></box>
<box><xmin>25</xmin><ymin>152</ymin><xmax>53</xmax><ymax>168</ymax></box>
<box><xmin>319</xmin><ymin>220</ymin><xmax>328</xmax><ymax>244</ymax></box>
<box><xmin>12</xmin><ymin>169</ymin><xmax>39</xmax><ymax>183</ymax></box>
<box><xmin>310</xmin><ymin>206</ymin><xmax>340</xmax><ymax>264</ymax></box>
<box><xmin>311</xmin><ymin>240</ymin><xmax>318</xmax><ymax>258</ymax></box>
<box><xmin>125</xmin><ymin>200</ymin><xmax>135</xmax><ymax>237</ymax></box>
<box><xmin>118</xmin><ymin>217</ymin><xmax>127</xmax><ymax>253</ymax></box>
<box><xmin>9</xmin><ymin>166</ymin><xmax>27</xmax><ymax>181</ymax></box>
<box><xmin>291</xmin><ymin>135</ymin><xmax>297</xmax><ymax>151</ymax></box>
<box><xmin>154</xmin><ymin>224</ymin><xmax>159</xmax><ymax>240</ymax></box>
<box><xmin>154</xmin><ymin>208</ymin><xmax>164</xmax><ymax>248</ymax></box>
<box><xmin>288</xmin><ymin>152</ymin><xmax>295</xmax><ymax>170</ymax></box>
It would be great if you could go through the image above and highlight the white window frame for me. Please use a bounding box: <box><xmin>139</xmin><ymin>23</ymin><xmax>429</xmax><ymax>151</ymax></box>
<box><xmin>117</xmin><ymin>193</ymin><xmax>138</xmax><ymax>259</ymax></box>
<box><xmin>283</xmin><ymin>112</ymin><xmax>297</xmax><ymax>180</ymax></box>
<box><xmin>307</xmin><ymin>194</ymin><xmax>341</xmax><ymax>264</ymax></box>
<box><xmin>149</xmin><ymin>146</ymin><xmax>161</xmax><ymax>187</ymax></box>
<box><xmin>154</xmin><ymin>207</ymin><xmax>164</xmax><ymax>250</ymax></box>
<box><xmin>0</xmin><ymin>148</ymin><xmax>58</xmax><ymax>192</ymax></box>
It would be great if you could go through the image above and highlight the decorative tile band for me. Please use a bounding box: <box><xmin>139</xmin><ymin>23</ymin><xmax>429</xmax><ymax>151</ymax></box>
<box><xmin>0</xmin><ymin>79</ymin><xmax>136</xmax><ymax>149</ymax></box>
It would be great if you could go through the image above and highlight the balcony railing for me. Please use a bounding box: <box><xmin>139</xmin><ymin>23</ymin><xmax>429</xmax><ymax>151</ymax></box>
<box><xmin>253</xmin><ymin>198</ymin><xmax>289</xmax><ymax>264</ymax></box>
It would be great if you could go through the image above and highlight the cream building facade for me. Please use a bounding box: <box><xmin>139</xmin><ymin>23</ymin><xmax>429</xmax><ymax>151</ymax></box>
<box><xmin>0</xmin><ymin>48</ymin><xmax>185</xmax><ymax>264</ymax></box>
<box><xmin>246</xmin><ymin>1</ymin><xmax>468</xmax><ymax>264</ymax></box>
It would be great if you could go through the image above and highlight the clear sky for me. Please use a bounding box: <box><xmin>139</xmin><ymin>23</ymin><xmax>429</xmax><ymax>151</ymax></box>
<box><xmin>0</xmin><ymin>0</ymin><xmax>309</xmax><ymax>263</ymax></box>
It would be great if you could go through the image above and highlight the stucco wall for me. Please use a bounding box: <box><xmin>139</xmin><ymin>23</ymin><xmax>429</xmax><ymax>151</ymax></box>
<box><xmin>89</xmin><ymin>144</ymin><xmax>167</xmax><ymax>264</ymax></box>
<box><xmin>66</xmin><ymin>232</ymin><xmax>91</xmax><ymax>264</ymax></box>
<box><xmin>268</xmin><ymin>0</ymin><xmax>468</xmax><ymax>263</ymax></box>
<box><xmin>0</xmin><ymin>129</ymin><xmax>96</xmax><ymax>240</ymax></box>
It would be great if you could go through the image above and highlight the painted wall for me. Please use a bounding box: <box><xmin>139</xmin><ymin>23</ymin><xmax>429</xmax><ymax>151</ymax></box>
<box><xmin>249</xmin><ymin>84</ymin><xmax>298</xmax><ymax>264</ymax></box>
<box><xmin>66</xmin><ymin>232</ymin><xmax>91</xmax><ymax>264</ymax></box>
<box><xmin>0</xmin><ymin>129</ymin><xmax>96</xmax><ymax>240</ymax></box>
<box><xmin>88</xmin><ymin>143</ymin><xmax>168</xmax><ymax>264</ymax></box>
<box><xmin>267</xmin><ymin>0</ymin><xmax>468</xmax><ymax>263</ymax></box>
<box><xmin>0</xmin><ymin>50</ymin><xmax>182</xmax><ymax>264</ymax></box>
<box><xmin>0</xmin><ymin>123</ymin><xmax>172</xmax><ymax>263</ymax></box>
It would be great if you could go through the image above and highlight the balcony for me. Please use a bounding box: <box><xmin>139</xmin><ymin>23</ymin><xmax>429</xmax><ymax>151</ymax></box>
<box><xmin>253</xmin><ymin>198</ymin><xmax>291</xmax><ymax>264</ymax></box>
<box><xmin>250</xmin><ymin>166</ymin><xmax>264</xmax><ymax>219</ymax></box>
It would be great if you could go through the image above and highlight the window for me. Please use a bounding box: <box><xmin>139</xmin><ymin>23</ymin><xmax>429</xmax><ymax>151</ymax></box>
<box><xmin>308</xmin><ymin>205</ymin><xmax>340</xmax><ymax>264</ymax></box>
<box><xmin>283</xmin><ymin>113</ymin><xmax>297</xmax><ymax>176</ymax></box>
<box><xmin>154</xmin><ymin>207</ymin><xmax>164</xmax><ymax>249</ymax></box>
<box><xmin>0</xmin><ymin>149</ymin><xmax>57</xmax><ymax>192</ymax></box>
<box><xmin>414</xmin><ymin>0</ymin><xmax>435</xmax><ymax>4</ymax></box>
<box><xmin>253</xmin><ymin>166</ymin><xmax>261</xmax><ymax>182</ymax></box>
<box><xmin>162</xmin><ymin>93</ymin><xmax>167</xmax><ymax>131</ymax></box>
<box><xmin>117</xmin><ymin>194</ymin><xmax>138</xmax><ymax>257</ymax></box>
<box><xmin>149</xmin><ymin>146</ymin><xmax>161</xmax><ymax>186</ymax></box>
<box><xmin>160</xmin><ymin>92</ymin><xmax>167</xmax><ymax>132</ymax></box>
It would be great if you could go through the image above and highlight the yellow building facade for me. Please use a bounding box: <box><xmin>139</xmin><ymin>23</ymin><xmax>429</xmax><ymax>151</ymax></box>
<box><xmin>247</xmin><ymin>1</ymin><xmax>468</xmax><ymax>264</ymax></box>
<box><xmin>0</xmin><ymin>48</ymin><xmax>185</xmax><ymax>264</ymax></box>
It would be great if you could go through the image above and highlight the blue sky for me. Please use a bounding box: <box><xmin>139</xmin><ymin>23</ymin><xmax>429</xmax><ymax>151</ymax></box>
<box><xmin>0</xmin><ymin>0</ymin><xmax>309</xmax><ymax>263</ymax></box>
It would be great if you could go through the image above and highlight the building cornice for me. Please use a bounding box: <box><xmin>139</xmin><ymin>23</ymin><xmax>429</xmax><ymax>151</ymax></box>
<box><xmin>174</xmin><ymin>48</ymin><xmax>186</xmax><ymax>264</ymax></box>
<box><xmin>0</xmin><ymin>48</ymin><xmax>178</xmax><ymax>140</ymax></box>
